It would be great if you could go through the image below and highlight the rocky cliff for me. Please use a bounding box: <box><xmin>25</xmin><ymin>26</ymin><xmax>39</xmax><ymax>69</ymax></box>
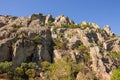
<box><xmin>0</xmin><ymin>13</ymin><xmax>120</xmax><ymax>80</ymax></box>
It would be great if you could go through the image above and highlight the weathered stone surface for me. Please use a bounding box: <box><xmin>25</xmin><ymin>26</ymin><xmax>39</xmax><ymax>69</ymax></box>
<box><xmin>0</xmin><ymin>18</ymin><xmax>53</xmax><ymax>68</ymax></box>
<box><xmin>104</xmin><ymin>25</ymin><xmax>114</xmax><ymax>36</ymax></box>
<box><xmin>0</xmin><ymin>15</ymin><xmax>17</xmax><ymax>25</ymax></box>
<box><xmin>45</xmin><ymin>14</ymin><xmax>54</xmax><ymax>24</ymax></box>
<box><xmin>0</xmin><ymin>13</ymin><xmax>120</xmax><ymax>80</ymax></box>
<box><xmin>12</xmin><ymin>39</ymin><xmax>35</xmax><ymax>68</ymax></box>
<box><xmin>53</xmin><ymin>15</ymin><xmax>72</xmax><ymax>26</ymax></box>
<box><xmin>90</xmin><ymin>23</ymin><xmax>99</xmax><ymax>29</ymax></box>
<box><xmin>9</xmin><ymin>17</ymin><xmax>30</xmax><ymax>27</ymax></box>
<box><xmin>29</xmin><ymin>19</ymin><xmax>41</xmax><ymax>27</ymax></box>
<box><xmin>103</xmin><ymin>37</ymin><xmax>120</xmax><ymax>51</ymax></box>
<box><xmin>0</xmin><ymin>43</ymin><xmax>11</xmax><ymax>61</ymax></box>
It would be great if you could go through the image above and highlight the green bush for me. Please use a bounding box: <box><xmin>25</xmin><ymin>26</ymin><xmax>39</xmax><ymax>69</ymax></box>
<box><xmin>27</xmin><ymin>62</ymin><xmax>38</xmax><ymax>69</ymax></box>
<box><xmin>60</xmin><ymin>22</ymin><xmax>94</xmax><ymax>29</ymax></box>
<box><xmin>28</xmin><ymin>77</ymin><xmax>34</xmax><ymax>80</ymax></box>
<box><xmin>53</xmin><ymin>39</ymin><xmax>66</xmax><ymax>50</ymax></box>
<box><xmin>13</xmin><ymin>62</ymin><xmax>37</xmax><ymax>80</ymax></box>
<box><xmin>97</xmin><ymin>28</ymin><xmax>104</xmax><ymax>33</ymax></box>
<box><xmin>20</xmin><ymin>62</ymin><xmax>37</xmax><ymax>71</ymax></box>
<box><xmin>54</xmin><ymin>42</ymin><xmax>66</xmax><ymax>49</ymax></box>
<box><xmin>76</xmin><ymin>45</ymin><xmax>91</xmax><ymax>64</ymax></box>
<box><xmin>0</xmin><ymin>62</ymin><xmax>38</xmax><ymax>80</ymax></box>
<box><xmin>77</xmin><ymin>45</ymin><xmax>90</xmax><ymax>54</ymax></box>
<box><xmin>0</xmin><ymin>61</ymin><xmax>12</xmax><ymax>73</ymax></box>
<box><xmin>17</xmin><ymin>34</ymin><xmax>23</xmax><ymax>39</ymax></box>
<box><xmin>80</xmin><ymin>22</ymin><xmax>94</xmax><ymax>30</ymax></box>
<box><xmin>13</xmin><ymin>76</ymin><xmax>24</xmax><ymax>80</ymax></box>
<box><xmin>25</xmin><ymin>69</ymin><xmax>36</xmax><ymax>78</ymax></box>
<box><xmin>41</xmin><ymin>61</ymin><xmax>51</xmax><ymax>71</ymax></box>
<box><xmin>61</xmin><ymin>24</ymin><xmax>68</xmax><ymax>28</ymax></box>
<box><xmin>46</xmin><ymin>21</ymin><xmax>55</xmax><ymax>26</ymax></box>
<box><xmin>109</xmin><ymin>51</ymin><xmax>120</xmax><ymax>59</ymax></box>
<box><xmin>33</xmin><ymin>35</ymin><xmax>41</xmax><ymax>43</ymax></box>
<box><xmin>41</xmin><ymin>59</ymin><xmax>81</xmax><ymax>80</ymax></box>
<box><xmin>61</xmin><ymin>23</ymin><xmax>81</xmax><ymax>28</ymax></box>
<box><xmin>11</xmin><ymin>24</ymin><xmax>22</xmax><ymax>28</ymax></box>
<box><xmin>14</xmin><ymin>67</ymin><xmax>24</xmax><ymax>77</ymax></box>
<box><xmin>111</xmin><ymin>69</ymin><xmax>120</xmax><ymax>80</ymax></box>
<box><xmin>97</xmin><ymin>28</ymin><xmax>105</xmax><ymax>36</ymax></box>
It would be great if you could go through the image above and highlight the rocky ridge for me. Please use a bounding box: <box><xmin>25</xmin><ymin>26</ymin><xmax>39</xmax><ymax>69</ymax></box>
<box><xmin>0</xmin><ymin>13</ymin><xmax>120</xmax><ymax>80</ymax></box>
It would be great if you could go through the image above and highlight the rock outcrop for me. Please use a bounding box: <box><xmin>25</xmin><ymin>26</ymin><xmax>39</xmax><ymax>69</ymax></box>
<box><xmin>0</xmin><ymin>13</ymin><xmax>120</xmax><ymax>80</ymax></box>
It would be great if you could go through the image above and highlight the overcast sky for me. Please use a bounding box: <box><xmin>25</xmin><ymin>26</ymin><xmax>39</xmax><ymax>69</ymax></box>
<box><xmin>0</xmin><ymin>0</ymin><xmax>120</xmax><ymax>35</ymax></box>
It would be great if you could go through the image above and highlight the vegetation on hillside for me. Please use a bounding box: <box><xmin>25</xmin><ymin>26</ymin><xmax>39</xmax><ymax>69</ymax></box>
<box><xmin>111</xmin><ymin>69</ymin><xmax>120</xmax><ymax>80</ymax></box>
<box><xmin>0</xmin><ymin>62</ymin><xmax>38</xmax><ymax>80</ymax></box>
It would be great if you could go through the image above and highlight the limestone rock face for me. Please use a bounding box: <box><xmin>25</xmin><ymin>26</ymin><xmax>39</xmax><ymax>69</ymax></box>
<box><xmin>0</xmin><ymin>15</ymin><xmax>17</xmax><ymax>25</ymax></box>
<box><xmin>103</xmin><ymin>37</ymin><xmax>120</xmax><ymax>52</ymax></box>
<box><xmin>54</xmin><ymin>15</ymin><xmax>74</xmax><ymax>26</ymax></box>
<box><xmin>0</xmin><ymin>16</ymin><xmax>53</xmax><ymax>68</ymax></box>
<box><xmin>104</xmin><ymin>25</ymin><xmax>114</xmax><ymax>36</ymax></box>
<box><xmin>9</xmin><ymin>17</ymin><xmax>30</xmax><ymax>27</ymax></box>
<box><xmin>50</xmin><ymin>24</ymin><xmax>119</xmax><ymax>80</ymax></box>
<box><xmin>29</xmin><ymin>19</ymin><xmax>41</xmax><ymax>27</ymax></box>
<box><xmin>0</xmin><ymin>43</ymin><xmax>11</xmax><ymax>61</ymax></box>
<box><xmin>12</xmin><ymin>39</ymin><xmax>35</xmax><ymax>68</ymax></box>
<box><xmin>90</xmin><ymin>23</ymin><xmax>99</xmax><ymax>29</ymax></box>
<box><xmin>0</xmin><ymin>13</ymin><xmax>120</xmax><ymax>80</ymax></box>
<box><xmin>90</xmin><ymin>46</ymin><xmax>110</xmax><ymax>80</ymax></box>
<box><xmin>45</xmin><ymin>14</ymin><xmax>54</xmax><ymax>24</ymax></box>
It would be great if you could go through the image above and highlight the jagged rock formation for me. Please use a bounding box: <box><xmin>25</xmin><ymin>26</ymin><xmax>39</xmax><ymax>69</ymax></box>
<box><xmin>0</xmin><ymin>13</ymin><xmax>120</xmax><ymax>80</ymax></box>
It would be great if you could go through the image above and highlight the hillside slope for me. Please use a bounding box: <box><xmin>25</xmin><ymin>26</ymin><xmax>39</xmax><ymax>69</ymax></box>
<box><xmin>0</xmin><ymin>13</ymin><xmax>120</xmax><ymax>80</ymax></box>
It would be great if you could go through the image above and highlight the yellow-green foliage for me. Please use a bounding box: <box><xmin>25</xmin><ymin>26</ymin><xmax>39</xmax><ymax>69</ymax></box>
<box><xmin>76</xmin><ymin>45</ymin><xmax>90</xmax><ymax>63</ymax></box>
<box><xmin>41</xmin><ymin>61</ymin><xmax>51</xmax><ymax>71</ymax></box>
<box><xmin>13</xmin><ymin>67</ymin><xmax>24</xmax><ymax>80</ymax></box>
<box><xmin>97</xmin><ymin>28</ymin><xmax>105</xmax><ymax>36</ymax></box>
<box><xmin>111</xmin><ymin>69</ymin><xmax>120</xmax><ymax>80</ymax></box>
<box><xmin>53</xmin><ymin>39</ymin><xmax>66</xmax><ymax>50</ymax></box>
<box><xmin>41</xmin><ymin>60</ymin><xmax>80</xmax><ymax>80</ymax></box>
<box><xmin>14</xmin><ymin>67</ymin><xmax>24</xmax><ymax>77</ymax></box>
<box><xmin>11</xmin><ymin>24</ymin><xmax>22</xmax><ymax>28</ymax></box>
<box><xmin>61</xmin><ymin>24</ymin><xmax>80</xmax><ymax>28</ymax></box>
<box><xmin>54</xmin><ymin>42</ymin><xmax>66</xmax><ymax>49</ymax></box>
<box><xmin>12</xmin><ymin>62</ymin><xmax>37</xmax><ymax>80</ymax></box>
<box><xmin>97</xmin><ymin>28</ymin><xmax>104</xmax><ymax>33</ymax></box>
<box><xmin>20</xmin><ymin>62</ymin><xmax>38</xmax><ymax>70</ymax></box>
<box><xmin>80</xmin><ymin>22</ymin><xmax>94</xmax><ymax>30</ymax></box>
<box><xmin>46</xmin><ymin>21</ymin><xmax>55</xmax><ymax>26</ymax></box>
<box><xmin>109</xmin><ymin>51</ymin><xmax>120</xmax><ymax>59</ymax></box>
<box><xmin>77</xmin><ymin>45</ymin><xmax>90</xmax><ymax>53</ymax></box>
<box><xmin>28</xmin><ymin>78</ymin><xmax>34</xmax><ymax>80</ymax></box>
<box><xmin>33</xmin><ymin>35</ymin><xmax>41</xmax><ymax>43</ymax></box>
<box><xmin>25</xmin><ymin>69</ymin><xmax>36</xmax><ymax>78</ymax></box>
<box><xmin>83</xmin><ymin>54</ymin><xmax>91</xmax><ymax>63</ymax></box>
<box><xmin>0</xmin><ymin>61</ymin><xmax>12</xmax><ymax>73</ymax></box>
<box><xmin>61</xmin><ymin>22</ymin><xmax>94</xmax><ymax>30</ymax></box>
<box><xmin>17</xmin><ymin>34</ymin><xmax>23</xmax><ymax>39</ymax></box>
<box><xmin>13</xmin><ymin>76</ymin><xmax>24</xmax><ymax>80</ymax></box>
